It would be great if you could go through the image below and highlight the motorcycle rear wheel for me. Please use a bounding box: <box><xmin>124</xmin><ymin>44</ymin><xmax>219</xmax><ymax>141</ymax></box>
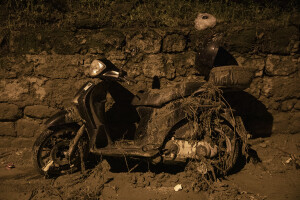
<box><xmin>213</xmin><ymin>122</ymin><xmax>241</xmax><ymax>174</ymax></box>
<box><xmin>32</xmin><ymin>125</ymin><xmax>87</xmax><ymax>176</ymax></box>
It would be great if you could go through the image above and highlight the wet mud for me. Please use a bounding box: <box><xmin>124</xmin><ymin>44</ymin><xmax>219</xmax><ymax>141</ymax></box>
<box><xmin>0</xmin><ymin>133</ymin><xmax>299</xmax><ymax>200</ymax></box>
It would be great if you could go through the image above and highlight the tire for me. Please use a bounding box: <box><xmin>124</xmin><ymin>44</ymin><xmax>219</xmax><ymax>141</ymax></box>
<box><xmin>214</xmin><ymin>122</ymin><xmax>241</xmax><ymax>174</ymax></box>
<box><xmin>32</xmin><ymin>125</ymin><xmax>87</xmax><ymax>176</ymax></box>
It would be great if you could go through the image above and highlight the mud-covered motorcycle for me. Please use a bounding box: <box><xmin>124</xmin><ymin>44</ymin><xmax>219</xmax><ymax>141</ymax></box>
<box><xmin>32</xmin><ymin>42</ymin><xmax>254</xmax><ymax>177</ymax></box>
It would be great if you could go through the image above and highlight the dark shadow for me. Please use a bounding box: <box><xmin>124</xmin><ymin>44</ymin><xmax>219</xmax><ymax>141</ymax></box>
<box><xmin>105</xmin><ymin>81</ymin><xmax>140</xmax><ymax>141</ymax></box>
<box><xmin>213</xmin><ymin>47</ymin><xmax>238</xmax><ymax>67</ymax></box>
<box><xmin>223</xmin><ymin>91</ymin><xmax>273</xmax><ymax>138</ymax></box>
<box><xmin>152</xmin><ymin>76</ymin><xmax>160</xmax><ymax>89</ymax></box>
<box><xmin>103</xmin><ymin>157</ymin><xmax>185</xmax><ymax>174</ymax></box>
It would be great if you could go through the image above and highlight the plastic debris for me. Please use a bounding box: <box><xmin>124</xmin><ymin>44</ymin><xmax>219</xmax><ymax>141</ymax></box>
<box><xmin>174</xmin><ymin>184</ymin><xmax>183</xmax><ymax>191</ymax></box>
<box><xmin>6</xmin><ymin>163</ymin><xmax>15</xmax><ymax>170</ymax></box>
<box><xmin>285</xmin><ymin>158</ymin><xmax>292</xmax><ymax>164</ymax></box>
<box><xmin>42</xmin><ymin>160</ymin><xmax>54</xmax><ymax>172</ymax></box>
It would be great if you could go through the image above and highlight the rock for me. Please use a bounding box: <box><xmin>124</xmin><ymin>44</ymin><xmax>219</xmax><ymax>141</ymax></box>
<box><xmin>24</xmin><ymin>105</ymin><xmax>59</xmax><ymax>119</ymax></box>
<box><xmin>261</xmin><ymin>26</ymin><xmax>299</xmax><ymax>54</ymax></box>
<box><xmin>294</xmin><ymin>101</ymin><xmax>300</xmax><ymax>110</ymax></box>
<box><xmin>49</xmin><ymin>30</ymin><xmax>81</xmax><ymax>55</ymax></box>
<box><xmin>271</xmin><ymin>75</ymin><xmax>300</xmax><ymax>101</ymax></box>
<box><xmin>164</xmin><ymin>51</ymin><xmax>196</xmax><ymax>77</ymax></box>
<box><xmin>265</xmin><ymin>55</ymin><xmax>298</xmax><ymax>76</ymax></box>
<box><xmin>141</xmin><ymin>54</ymin><xmax>165</xmax><ymax>78</ymax></box>
<box><xmin>174</xmin><ymin>184</ymin><xmax>183</xmax><ymax>191</ymax></box>
<box><xmin>126</xmin><ymin>30</ymin><xmax>162</xmax><ymax>54</ymax></box>
<box><xmin>290</xmin><ymin>112</ymin><xmax>300</xmax><ymax>134</ymax></box>
<box><xmin>88</xmin><ymin>29</ymin><xmax>125</xmax><ymax>52</ymax></box>
<box><xmin>226</xmin><ymin>29</ymin><xmax>257</xmax><ymax>53</ymax></box>
<box><xmin>35</xmin><ymin>63</ymin><xmax>78</xmax><ymax>78</ymax></box>
<box><xmin>281</xmin><ymin>99</ymin><xmax>297</xmax><ymax>111</ymax></box>
<box><xmin>272</xmin><ymin>112</ymin><xmax>300</xmax><ymax>134</ymax></box>
<box><xmin>27</xmin><ymin>77</ymin><xmax>47</xmax><ymax>100</ymax></box>
<box><xmin>0</xmin><ymin>28</ymin><xmax>10</xmax><ymax>55</ymax></box>
<box><xmin>259</xmin><ymin>142</ymin><xmax>267</xmax><ymax>148</ymax></box>
<box><xmin>0</xmin><ymin>103</ymin><xmax>21</xmax><ymax>120</ymax></box>
<box><xmin>75</xmin><ymin>18</ymin><xmax>108</xmax><ymax>29</ymax></box>
<box><xmin>0</xmin><ymin>79</ymin><xmax>29</xmax><ymax>101</ymax></box>
<box><xmin>162</xmin><ymin>34</ymin><xmax>186</xmax><ymax>53</ymax></box>
<box><xmin>260</xmin><ymin>77</ymin><xmax>273</xmax><ymax>98</ymax></box>
<box><xmin>236</xmin><ymin>56</ymin><xmax>265</xmax><ymax>77</ymax></box>
<box><xmin>258</xmin><ymin>75</ymin><xmax>300</xmax><ymax>101</ymax></box>
<box><xmin>289</xmin><ymin>12</ymin><xmax>300</xmax><ymax>26</ymax></box>
<box><xmin>16</xmin><ymin>119</ymin><xmax>41</xmax><ymax>137</ymax></box>
<box><xmin>272</xmin><ymin>112</ymin><xmax>291</xmax><ymax>132</ymax></box>
<box><xmin>9</xmin><ymin>29</ymin><xmax>80</xmax><ymax>54</ymax></box>
<box><xmin>105</xmin><ymin>50</ymin><xmax>127</xmax><ymax>67</ymax></box>
<box><xmin>0</xmin><ymin>122</ymin><xmax>16</xmax><ymax>137</ymax></box>
<box><xmin>0</xmin><ymin>138</ymin><xmax>13</xmax><ymax>147</ymax></box>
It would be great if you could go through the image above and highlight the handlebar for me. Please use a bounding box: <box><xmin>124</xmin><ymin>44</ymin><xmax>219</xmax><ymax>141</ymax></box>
<box><xmin>119</xmin><ymin>75</ymin><xmax>137</xmax><ymax>84</ymax></box>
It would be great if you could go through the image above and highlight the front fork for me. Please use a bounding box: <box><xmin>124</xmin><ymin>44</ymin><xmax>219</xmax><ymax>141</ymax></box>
<box><xmin>67</xmin><ymin>124</ymin><xmax>86</xmax><ymax>159</ymax></box>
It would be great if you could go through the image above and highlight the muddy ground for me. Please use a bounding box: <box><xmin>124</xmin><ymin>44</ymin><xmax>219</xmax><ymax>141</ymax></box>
<box><xmin>0</xmin><ymin>133</ymin><xmax>299</xmax><ymax>200</ymax></box>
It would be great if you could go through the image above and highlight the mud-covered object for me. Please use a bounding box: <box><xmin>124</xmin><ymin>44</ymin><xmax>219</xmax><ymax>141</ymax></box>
<box><xmin>131</xmin><ymin>80</ymin><xmax>206</xmax><ymax>107</ymax></box>
<box><xmin>195</xmin><ymin>42</ymin><xmax>219</xmax><ymax>79</ymax></box>
<box><xmin>65</xmin><ymin>106</ymin><xmax>82</xmax><ymax>123</ymax></box>
<box><xmin>194</xmin><ymin>13</ymin><xmax>217</xmax><ymax>31</ymax></box>
<box><xmin>208</xmin><ymin>65</ymin><xmax>255</xmax><ymax>90</ymax></box>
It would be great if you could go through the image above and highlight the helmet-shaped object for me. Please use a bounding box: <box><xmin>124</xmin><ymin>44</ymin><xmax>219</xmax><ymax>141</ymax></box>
<box><xmin>195</xmin><ymin>41</ymin><xmax>219</xmax><ymax>79</ymax></box>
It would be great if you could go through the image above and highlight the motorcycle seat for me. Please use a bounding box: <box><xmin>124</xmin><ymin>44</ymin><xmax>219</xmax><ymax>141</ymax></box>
<box><xmin>131</xmin><ymin>80</ymin><xmax>206</xmax><ymax>107</ymax></box>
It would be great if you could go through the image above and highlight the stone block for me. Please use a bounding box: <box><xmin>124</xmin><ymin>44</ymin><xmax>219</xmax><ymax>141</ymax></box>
<box><xmin>0</xmin><ymin>122</ymin><xmax>16</xmax><ymax>136</ymax></box>
<box><xmin>272</xmin><ymin>112</ymin><xmax>291</xmax><ymax>134</ymax></box>
<box><xmin>290</xmin><ymin>112</ymin><xmax>300</xmax><ymax>134</ymax></box>
<box><xmin>141</xmin><ymin>54</ymin><xmax>165</xmax><ymax>78</ymax></box>
<box><xmin>162</xmin><ymin>34</ymin><xmax>186</xmax><ymax>53</ymax></box>
<box><xmin>266</xmin><ymin>55</ymin><xmax>298</xmax><ymax>76</ymax></box>
<box><xmin>0</xmin><ymin>103</ymin><xmax>21</xmax><ymax>120</ymax></box>
<box><xmin>24</xmin><ymin>105</ymin><xmax>59</xmax><ymax>119</ymax></box>
<box><xmin>272</xmin><ymin>112</ymin><xmax>300</xmax><ymax>134</ymax></box>
<box><xmin>226</xmin><ymin>29</ymin><xmax>257</xmax><ymax>53</ymax></box>
<box><xmin>261</xmin><ymin>26</ymin><xmax>299</xmax><ymax>54</ymax></box>
<box><xmin>75</xmin><ymin>18</ymin><xmax>108</xmax><ymax>29</ymax></box>
<box><xmin>0</xmin><ymin>138</ymin><xmax>13</xmax><ymax>148</ymax></box>
<box><xmin>16</xmin><ymin>119</ymin><xmax>41</xmax><ymax>137</ymax></box>
<box><xmin>281</xmin><ymin>99</ymin><xmax>297</xmax><ymax>111</ymax></box>
<box><xmin>0</xmin><ymin>79</ymin><xmax>29</xmax><ymax>101</ymax></box>
<box><xmin>236</xmin><ymin>56</ymin><xmax>265</xmax><ymax>77</ymax></box>
<box><xmin>294</xmin><ymin>101</ymin><xmax>300</xmax><ymax>110</ymax></box>
<box><xmin>44</xmin><ymin>79</ymin><xmax>79</xmax><ymax>107</ymax></box>
<box><xmin>126</xmin><ymin>30</ymin><xmax>162</xmax><ymax>53</ymax></box>
<box><xmin>35</xmin><ymin>63</ymin><xmax>78</xmax><ymax>78</ymax></box>
<box><xmin>271</xmin><ymin>75</ymin><xmax>300</xmax><ymax>101</ymax></box>
<box><xmin>88</xmin><ymin>29</ymin><xmax>125</xmax><ymax>52</ymax></box>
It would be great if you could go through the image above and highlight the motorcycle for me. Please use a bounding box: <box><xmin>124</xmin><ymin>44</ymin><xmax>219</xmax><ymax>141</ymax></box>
<box><xmin>32</xmin><ymin>42</ymin><xmax>252</xmax><ymax>177</ymax></box>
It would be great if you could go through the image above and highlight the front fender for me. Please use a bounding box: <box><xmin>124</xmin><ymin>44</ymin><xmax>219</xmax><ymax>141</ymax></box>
<box><xmin>45</xmin><ymin>107</ymin><xmax>81</xmax><ymax>128</ymax></box>
<box><xmin>45</xmin><ymin>110</ymin><xmax>68</xmax><ymax>128</ymax></box>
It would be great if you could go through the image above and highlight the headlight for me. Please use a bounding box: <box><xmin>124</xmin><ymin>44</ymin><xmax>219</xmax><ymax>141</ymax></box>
<box><xmin>89</xmin><ymin>60</ymin><xmax>106</xmax><ymax>77</ymax></box>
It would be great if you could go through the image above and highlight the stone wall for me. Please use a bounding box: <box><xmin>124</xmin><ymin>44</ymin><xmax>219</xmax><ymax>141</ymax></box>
<box><xmin>0</xmin><ymin>25</ymin><xmax>299</xmax><ymax>147</ymax></box>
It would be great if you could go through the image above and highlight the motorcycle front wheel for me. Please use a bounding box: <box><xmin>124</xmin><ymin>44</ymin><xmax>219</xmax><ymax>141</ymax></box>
<box><xmin>32</xmin><ymin>125</ymin><xmax>88</xmax><ymax>176</ymax></box>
